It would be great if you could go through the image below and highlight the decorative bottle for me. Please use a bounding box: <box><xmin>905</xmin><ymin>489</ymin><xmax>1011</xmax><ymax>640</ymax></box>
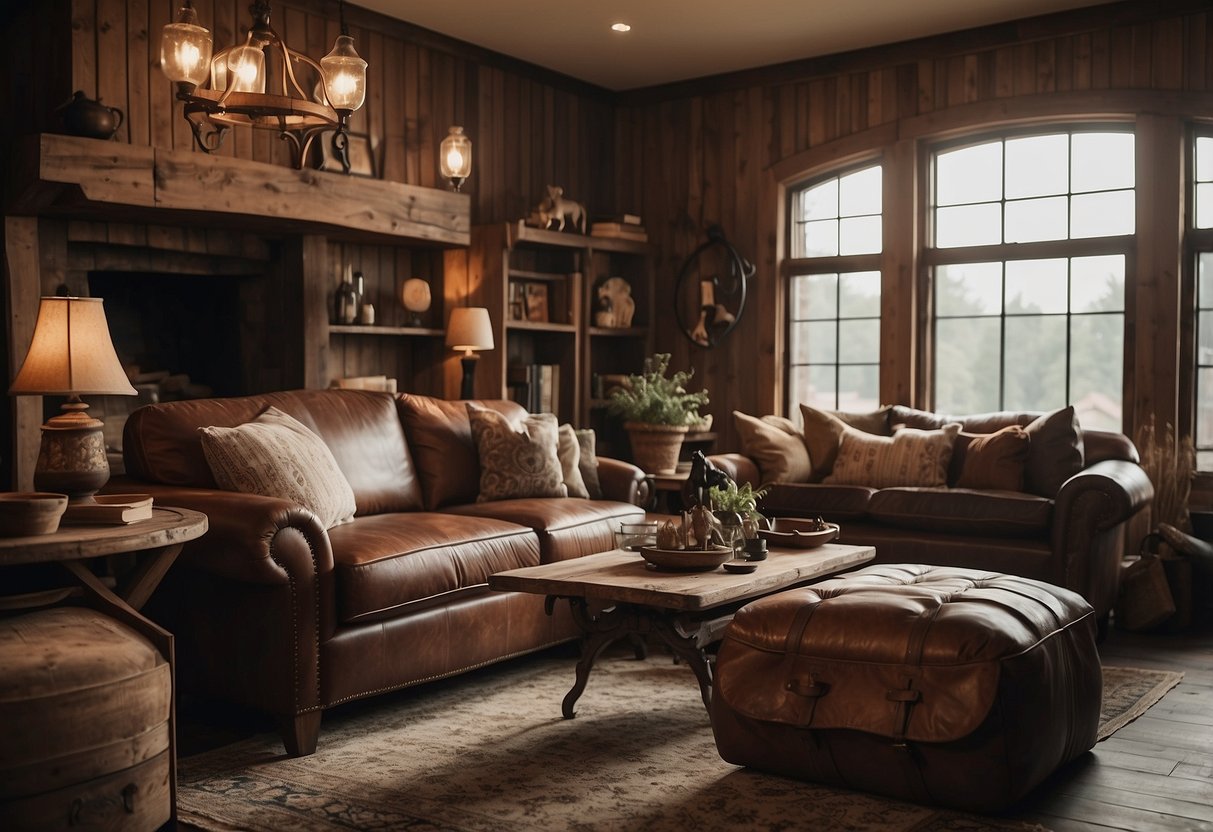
<box><xmin>353</xmin><ymin>271</ymin><xmax>366</xmax><ymax>322</ymax></box>
<box><xmin>335</xmin><ymin>265</ymin><xmax>358</xmax><ymax>324</ymax></box>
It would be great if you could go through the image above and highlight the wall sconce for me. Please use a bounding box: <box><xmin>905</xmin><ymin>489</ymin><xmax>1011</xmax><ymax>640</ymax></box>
<box><xmin>440</xmin><ymin>126</ymin><xmax>472</xmax><ymax>191</ymax></box>
<box><xmin>8</xmin><ymin>297</ymin><xmax>137</xmax><ymax>502</ymax></box>
<box><xmin>160</xmin><ymin>0</ymin><xmax>367</xmax><ymax>172</ymax></box>
<box><xmin>446</xmin><ymin>307</ymin><xmax>494</xmax><ymax>398</ymax></box>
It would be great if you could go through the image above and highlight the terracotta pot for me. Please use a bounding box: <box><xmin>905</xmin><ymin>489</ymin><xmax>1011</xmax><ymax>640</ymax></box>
<box><xmin>625</xmin><ymin>422</ymin><xmax>689</xmax><ymax>475</ymax></box>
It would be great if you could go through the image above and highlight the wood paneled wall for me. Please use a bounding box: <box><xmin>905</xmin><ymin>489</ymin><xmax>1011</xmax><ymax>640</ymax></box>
<box><xmin>56</xmin><ymin>0</ymin><xmax>616</xmax><ymax>226</ymax></box>
<box><xmin>615</xmin><ymin>0</ymin><xmax>1213</xmax><ymax>455</ymax></box>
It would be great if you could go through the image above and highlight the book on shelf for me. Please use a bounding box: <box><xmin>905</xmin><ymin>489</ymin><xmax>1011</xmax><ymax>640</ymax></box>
<box><xmin>590</xmin><ymin>223</ymin><xmax>648</xmax><ymax>242</ymax></box>
<box><xmin>506</xmin><ymin>363</ymin><xmax>561</xmax><ymax>415</ymax></box>
<box><xmin>62</xmin><ymin>494</ymin><xmax>154</xmax><ymax>525</ymax></box>
<box><xmin>595</xmin><ymin>213</ymin><xmax>643</xmax><ymax>226</ymax></box>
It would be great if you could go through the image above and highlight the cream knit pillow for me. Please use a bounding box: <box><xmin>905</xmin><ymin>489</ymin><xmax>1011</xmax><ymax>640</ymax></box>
<box><xmin>200</xmin><ymin>407</ymin><xmax>357</xmax><ymax>529</ymax></box>
<box><xmin>826</xmin><ymin>424</ymin><xmax>961</xmax><ymax>488</ymax></box>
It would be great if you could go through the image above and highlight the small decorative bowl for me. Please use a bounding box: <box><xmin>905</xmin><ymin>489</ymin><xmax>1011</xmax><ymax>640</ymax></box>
<box><xmin>758</xmin><ymin>517</ymin><xmax>840</xmax><ymax>549</ymax></box>
<box><xmin>639</xmin><ymin>545</ymin><xmax>733</xmax><ymax>572</ymax></box>
<box><xmin>0</xmin><ymin>492</ymin><xmax>69</xmax><ymax>537</ymax></box>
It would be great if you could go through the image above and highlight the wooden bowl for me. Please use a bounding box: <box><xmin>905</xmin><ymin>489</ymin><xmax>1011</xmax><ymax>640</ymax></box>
<box><xmin>758</xmin><ymin>518</ymin><xmax>839</xmax><ymax>549</ymax></box>
<box><xmin>0</xmin><ymin>492</ymin><xmax>69</xmax><ymax>536</ymax></box>
<box><xmin>639</xmin><ymin>545</ymin><xmax>733</xmax><ymax>572</ymax></box>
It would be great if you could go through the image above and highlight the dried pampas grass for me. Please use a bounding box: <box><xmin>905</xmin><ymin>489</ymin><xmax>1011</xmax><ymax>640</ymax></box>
<box><xmin>1135</xmin><ymin>416</ymin><xmax>1196</xmax><ymax>533</ymax></box>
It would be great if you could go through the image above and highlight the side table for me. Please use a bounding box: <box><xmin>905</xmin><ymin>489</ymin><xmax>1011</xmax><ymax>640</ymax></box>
<box><xmin>0</xmin><ymin>507</ymin><xmax>208</xmax><ymax>830</ymax></box>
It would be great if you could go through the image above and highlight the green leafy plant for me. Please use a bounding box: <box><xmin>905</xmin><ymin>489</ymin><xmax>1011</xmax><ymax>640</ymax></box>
<box><xmin>708</xmin><ymin>480</ymin><xmax>769</xmax><ymax>520</ymax></box>
<box><xmin>607</xmin><ymin>353</ymin><xmax>709</xmax><ymax>426</ymax></box>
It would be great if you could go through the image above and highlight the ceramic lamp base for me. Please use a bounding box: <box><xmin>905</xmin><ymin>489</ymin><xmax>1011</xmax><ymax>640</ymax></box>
<box><xmin>34</xmin><ymin>410</ymin><xmax>110</xmax><ymax>503</ymax></box>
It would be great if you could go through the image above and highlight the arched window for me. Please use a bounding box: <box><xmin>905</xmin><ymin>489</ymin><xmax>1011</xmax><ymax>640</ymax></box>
<box><xmin>926</xmin><ymin>129</ymin><xmax>1133</xmax><ymax>431</ymax></box>
<box><xmin>785</xmin><ymin>164</ymin><xmax>882</xmax><ymax>417</ymax></box>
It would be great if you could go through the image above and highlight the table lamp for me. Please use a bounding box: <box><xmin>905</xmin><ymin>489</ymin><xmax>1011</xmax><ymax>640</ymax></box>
<box><xmin>446</xmin><ymin>307</ymin><xmax>494</xmax><ymax>399</ymax></box>
<box><xmin>8</xmin><ymin>296</ymin><xmax>137</xmax><ymax>502</ymax></box>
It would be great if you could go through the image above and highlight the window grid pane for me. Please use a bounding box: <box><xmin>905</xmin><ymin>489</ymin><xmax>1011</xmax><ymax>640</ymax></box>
<box><xmin>932</xmin><ymin>128</ymin><xmax>1130</xmax><ymax>431</ymax></box>
<box><xmin>1196</xmin><ymin>252</ymin><xmax>1213</xmax><ymax>463</ymax></box>
<box><xmin>789</xmin><ymin>165</ymin><xmax>882</xmax><ymax>412</ymax></box>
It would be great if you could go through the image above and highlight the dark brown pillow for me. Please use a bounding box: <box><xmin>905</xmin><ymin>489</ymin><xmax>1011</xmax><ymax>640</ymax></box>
<box><xmin>799</xmin><ymin>405</ymin><xmax>892</xmax><ymax>482</ymax></box>
<box><xmin>954</xmin><ymin>425</ymin><xmax>1031</xmax><ymax>491</ymax></box>
<box><xmin>1024</xmin><ymin>406</ymin><xmax>1085</xmax><ymax>496</ymax></box>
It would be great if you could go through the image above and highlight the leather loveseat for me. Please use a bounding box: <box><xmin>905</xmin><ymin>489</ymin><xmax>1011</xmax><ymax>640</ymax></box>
<box><xmin>119</xmin><ymin>389</ymin><xmax>647</xmax><ymax>756</ymax></box>
<box><xmin>710</xmin><ymin>405</ymin><xmax>1153</xmax><ymax>625</ymax></box>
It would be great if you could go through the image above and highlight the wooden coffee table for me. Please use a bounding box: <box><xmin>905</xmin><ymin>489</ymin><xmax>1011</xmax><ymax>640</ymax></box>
<box><xmin>489</xmin><ymin>543</ymin><xmax>875</xmax><ymax>717</ymax></box>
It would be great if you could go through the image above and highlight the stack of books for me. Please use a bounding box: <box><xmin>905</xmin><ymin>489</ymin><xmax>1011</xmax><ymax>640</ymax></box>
<box><xmin>590</xmin><ymin>213</ymin><xmax>647</xmax><ymax>243</ymax></box>
<box><xmin>507</xmin><ymin>364</ymin><xmax>561</xmax><ymax>415</ymax></box>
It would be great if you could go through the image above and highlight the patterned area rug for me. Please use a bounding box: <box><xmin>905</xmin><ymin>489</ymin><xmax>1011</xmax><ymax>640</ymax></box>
<box><xmin>178</xmin><ymin>653</ymin><xmax>1180</xmax><ymax>832</ymax></box>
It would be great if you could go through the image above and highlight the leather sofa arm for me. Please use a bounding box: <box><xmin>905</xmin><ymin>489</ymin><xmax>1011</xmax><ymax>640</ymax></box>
<box><xmin>596</xmin><ymin>456</ymin><xmax>649</xmax><ymax>506</ymax></box>
<box><xmin>706</xmin><ymin>454</ymin><xmax>762</xmax><ymax>488</ymax></box>
<box><xmin>107</xmin><ymin>481</ymin><xmax>335</xmax><ymax>586</ymax></box>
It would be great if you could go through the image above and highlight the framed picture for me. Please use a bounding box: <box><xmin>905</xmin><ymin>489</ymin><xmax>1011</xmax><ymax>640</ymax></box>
<box><xmin>319</xmin><ymin>131</ymin><xmax>376</xmax><ymax>178</ymax></box>
<box><xmin>525</xmin><ymin>283</ymin><xmax>549</xmax><ymax>323</ymax></box>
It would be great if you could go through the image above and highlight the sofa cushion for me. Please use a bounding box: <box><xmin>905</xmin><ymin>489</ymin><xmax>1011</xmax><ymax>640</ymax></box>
<box><xmin>867</xmin><ymin>487</ymin><xmax>1052</xmax><ymax>537</ymax></box>
<box><xmin>799</xmin><ymin>405</ymin><xmax>893</xmax><ymax>482</ymax></box>
<box><xmin>890</xmin><ymin>406</ymin><xmax>1037</xmax><ymax>434</ymax></box>
<box><xmin>734</xmin><ymin>411</ymin><xmax>811</xmax><ymax>484</ymax></box>
<box><xmin>1025</xmin><ymin>406</ymin><xmax>1085</xmax><ymax>497</ymax></box>
<box><xmin>396</xmin><ymin>395</ymin><xmax>528</xmax><ymax>509</ymax></box>
<box><xmin>953</xmin><ymin>425</ymin><xmax>1031</xmax><ymax>491</ymax></box>
<box><xmin>827</xmin><ymin>424</ymin><xmax>960</xmax><ymax>488</ymax></box>
<box><xmin>200</xmin><ymin>407</ymin><xmax>358</xmax><ymax>529</ymax></box>
<box><xmin>328</xmin><ymin>512</ymin><xmax>539</xmax><ymax>625</ymax></box>
<box><xmin>760</xmin><ymin>483</ymin><xmax>877</xmax><ymax>521</ymax></box>
<box><xmin>443</xmin><ymin>498</ymin><xmax>645</xmax><ymax>563</ymax></box>
<box><xmin>558</xmin><ymin>424</ymin><xmax>590</xmax><ymax>498</ymax></box>
<box><xmin>124</xmin><ymin>389</ymin><xmax>423</xmax><ymax>515</ymax></box>
<box><xmin>468</xmin><ymin>406</ymin><xmax>567</xmax><ymax>501</ymax></box>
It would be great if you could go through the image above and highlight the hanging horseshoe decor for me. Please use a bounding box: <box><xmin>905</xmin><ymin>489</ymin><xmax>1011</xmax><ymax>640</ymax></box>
<box><xmin>674</xmin><ymin>225</ymin><xmax>757</xmax><ymax>348</ymax></box>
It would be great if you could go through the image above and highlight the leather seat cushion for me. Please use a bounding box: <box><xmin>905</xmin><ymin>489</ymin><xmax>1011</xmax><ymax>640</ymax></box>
<box><xmin>760</xmin><ymin>483</ymin><xmax>876</xmax><ymax>521</ymax></box>
<box><xmin>443</xmin><ymin>498</ymin><xmax>646</xmax><ymax>562</ymax></box>
<box><xmin>329</xmin><ymin>512</ymin><xmax>540</xmax><ymax>624</ymax></box>
<box><xmin>866</xmin><ymin>487</ymin><xmax>1052</xmax><ymax>537</ymax></box>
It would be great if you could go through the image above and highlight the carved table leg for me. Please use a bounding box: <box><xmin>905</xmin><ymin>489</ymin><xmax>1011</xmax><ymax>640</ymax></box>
<box><xmin>562</xmin><ymin>598</ymin><xmax>635</xmax><ymax>718</ymax></box>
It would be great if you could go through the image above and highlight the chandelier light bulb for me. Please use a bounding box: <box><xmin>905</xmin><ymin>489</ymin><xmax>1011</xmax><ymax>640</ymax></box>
<box><xmin>160</xmin><ymin>2</ymin><xmax>213</xmax><ymax>87</ymax></box>
<box><xmin>227</xmin><ymin>45</ymin><xmax>264</xmax><ymax>93</ymax></box>
<box><xmin>321</xmin><ymin>34</ymin><xmax>367</xmax><ymax>112</ymax></box>
<box><xmin>440</xmin><ymin>126</ymin><xmax>472</xmax><ymax>190</ymax></box>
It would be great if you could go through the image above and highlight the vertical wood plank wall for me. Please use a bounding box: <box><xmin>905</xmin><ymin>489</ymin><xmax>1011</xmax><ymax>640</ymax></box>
<box><xmin>615</xmin><ymin>2</ymin><xmax>1213</xmax><ymax>454</ymax></box>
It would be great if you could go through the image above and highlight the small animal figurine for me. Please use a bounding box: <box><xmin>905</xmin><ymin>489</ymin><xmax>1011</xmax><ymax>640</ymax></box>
<box><xmin>656</xmin><ymin>520</ymin><xmax>681</xmax><ymax>550</ymax></box>
<box><xmin>535</xmin><ymin>185</ymin><xmax>587</xmax><ymax>234</ymax></box>
<box><xmin>596</xmin><ymin>277</ymin><xmax>636</xmax><ymax>328</ymax></box>
<box><xmin>682</xmin><ymin>450</ymin><xmax>733</xmax><ymax>508</ymax></box>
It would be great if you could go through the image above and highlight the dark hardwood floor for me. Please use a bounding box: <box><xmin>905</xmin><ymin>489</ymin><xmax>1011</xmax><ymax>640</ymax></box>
<box><xmin>1014</xmin><ymin>619</ymin><xmax>1213</xmax><ymax>831</ymax></box>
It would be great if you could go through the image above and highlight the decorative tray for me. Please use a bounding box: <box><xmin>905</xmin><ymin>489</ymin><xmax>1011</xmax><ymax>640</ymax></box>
<box><xmin>639</xmin><ymin>545</ymin><xmax>733</xmax><ymax>572</ymax></box>
<box><xmin>758</xmin><ymin>518</ymin><xmax>839</xmax><ymax>549</ymax></box>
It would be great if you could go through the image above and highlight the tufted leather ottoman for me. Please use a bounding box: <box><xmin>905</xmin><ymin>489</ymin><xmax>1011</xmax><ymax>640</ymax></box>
<box><xmin>0</xmin><ymin>607</ymin><xmax>172</xmax><ymax>830</ymax></box>
<box><xmin>711</xmin><ymin>564</ymin><xmax>1101</xmax><ymax>812</ymax></box>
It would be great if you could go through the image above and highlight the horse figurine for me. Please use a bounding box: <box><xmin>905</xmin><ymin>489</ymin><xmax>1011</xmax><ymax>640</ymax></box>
<box><xmin>681</xmin><ymin>449</ymin><xmax>733</xmax><ymax>508</ymax></box>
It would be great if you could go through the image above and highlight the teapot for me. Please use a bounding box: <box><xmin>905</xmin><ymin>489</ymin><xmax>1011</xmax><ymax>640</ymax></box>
<box><xmin>58</xmin><ymin>91</ymin><xmax>124</xmax><ymax>140</ymax></box>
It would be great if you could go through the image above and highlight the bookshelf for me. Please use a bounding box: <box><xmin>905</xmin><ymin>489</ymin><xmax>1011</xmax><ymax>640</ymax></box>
<box><xmin>446</xmin><ymin>221</ymin><xmax>653</xmax><ymax>437</ymax></box>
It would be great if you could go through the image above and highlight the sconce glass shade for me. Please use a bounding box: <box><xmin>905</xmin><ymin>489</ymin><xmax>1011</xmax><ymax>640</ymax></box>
<box><xmin>160</xmin><ymin>3</ymin><xmax>213</xmax><ymax>87</ymax></box>
<box><xmin>440</xmin><ymin>126</ymin><xmax>472</xmax><ymax>190</ymax></box>
<box><xmin>446</xmin><ymin>307</ymin><xmax>494</xmax><ymax>355</ymax></box>
<box><xmin>226</xmin><ymin>43</ymin><xmax>266</xmax><ymax>94</ymax></box>
<box><xmin>8</xmin><ymin>297</ymin><xmax>136</xmax><ymax>501</ymax></box>
<box><xmin>321</xmin><ymin>35</ymin><xmax>367</xmax><ymax>112</ymax></box>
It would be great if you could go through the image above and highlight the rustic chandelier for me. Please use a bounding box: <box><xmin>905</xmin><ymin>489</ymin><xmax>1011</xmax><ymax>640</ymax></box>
<box><xmin>160</xmin><ymin>0</ymin><xmax>367</xmax><ymax>172</ymax></box>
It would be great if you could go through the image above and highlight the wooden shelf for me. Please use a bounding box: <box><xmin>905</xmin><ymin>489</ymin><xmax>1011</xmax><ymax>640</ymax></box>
<box><xmin>328</xmin><ymin>325</ymin><xmax>445</xmax><ymax>336</ymax></box>
<box><xmin>510</xmin><ymin>269</ymin><xmax>569</xmax><ymax>282</ymax></box>
<box><xmin>506</xmin><ymin>320</ymin><xmax>577</xmax><ymax>333</ymax></box>
<box><xmin>589</xmin><ymin>326</ymin><xmax>647</xmax><ymax>337</ymax></box>
<box><xmin>507</xmin><ymin>219</ymin><xmax>650</xmax><ymax>254</ymax></box>
<box><xmin>13</xmin><ymin>134</ymin><xmax>470</xmax><ymax>247</ymax></box>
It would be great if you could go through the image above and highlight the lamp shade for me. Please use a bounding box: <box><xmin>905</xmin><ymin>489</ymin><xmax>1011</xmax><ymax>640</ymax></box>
<box><xmin>160</xmin><ymin>2</ymin><xmax>213</xmax><ymax>87</ymax></box>
<box><xmin>9</xmin><ymin>297</ymin><xmax>137</xmax><ymax>397</ymax></box>
<box><xmin>445</xmin><ymin>307</ymin><xmax>494</xmax><ymax>353</ymax></box>
<box><xmin>321</xmin><ymin>34</ymin><xmax>367</xmax><ymax>112</ymax></box>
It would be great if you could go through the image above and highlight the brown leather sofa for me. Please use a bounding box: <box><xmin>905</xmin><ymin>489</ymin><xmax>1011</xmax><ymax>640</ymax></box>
<box><xmin>709</xmin><ymin>406</ymin><xmax>1153</xmax><ymax>625</ymax></box>
<box><xmin>118</xmin><ymin>389</ymin><xmax>648</xmax><ymax>756</ymax></box>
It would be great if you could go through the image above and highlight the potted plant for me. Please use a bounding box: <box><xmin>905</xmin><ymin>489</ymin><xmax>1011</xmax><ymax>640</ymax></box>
<box><xmin>608</xmin><ymin>353</ymin><xmax>710</xmax><ymax>475</ymax></box>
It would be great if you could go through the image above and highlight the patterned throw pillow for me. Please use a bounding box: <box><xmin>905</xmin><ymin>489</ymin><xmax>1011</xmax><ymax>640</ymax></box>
<box><xmin>826</xmin><ymin>423</ymin><xmax>961</xmax><ymax>488</ymax></box>
<box><xmin>558</xmin><ymin>424</ymin><xmax>590</xmax><ymax>499</ymax></box>
<box><xmin>467</xmin><ymin>406</ymin><xmax>567</xmax><ymax>501</ymax></box>
<box><xmin>574</xmin><ymin>429</ymin><xmax>604</xmax><ymax>499</ymax></box>
<box><xmin>199</xmin><ymin>406</ymin><xmax>357</xmax><ymax>529</ymax></box>
<box><xmin>799</xmin><ymin>404</ymin><xmax>893</xmax><ymax>482</ymax></box>
<box><xmin>733</xmin><ymin>411</ymin><xmax>811</xmax><ymax>484</ymax></box>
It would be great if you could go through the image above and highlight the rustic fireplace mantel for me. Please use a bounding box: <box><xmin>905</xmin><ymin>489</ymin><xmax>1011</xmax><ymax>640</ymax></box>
<box><xmin>10</xmin><ymin>134</ymin><xmax>470</xmax><ymax>247</ymax></box>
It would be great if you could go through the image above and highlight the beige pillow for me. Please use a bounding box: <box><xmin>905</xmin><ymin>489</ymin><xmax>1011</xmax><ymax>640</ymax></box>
<box><xmin>559</xmin><ymin>423</ymin><xmax>590</xmax><ymax>498</ymax></box>
<box><xmin>733</xmin><ymin>411</ymin><xmax>811</xmax><ymax>484</ymax></box>
<box><xmin>575</xmin><ymin>429</ymin><xmax>603</xmax><ymax>499</ymax></box>
<box><xmin>200</xmin><ymin>406</ymin><xmax>357</xmax><ymax>529</ymax></box>
<box><xmin>826</xmin><ymin>423</ymin><xmax>961</xmax><ymax>488</ymax></box>
<box><xmin>799</xmin><ymin>405</ymin><xmax>892</xmax><ymax>482</ymax></box>
<box><xmin>468</xmin><ymin>406</ymin><xmax>567</xmax><ymax>501</ymax></box>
